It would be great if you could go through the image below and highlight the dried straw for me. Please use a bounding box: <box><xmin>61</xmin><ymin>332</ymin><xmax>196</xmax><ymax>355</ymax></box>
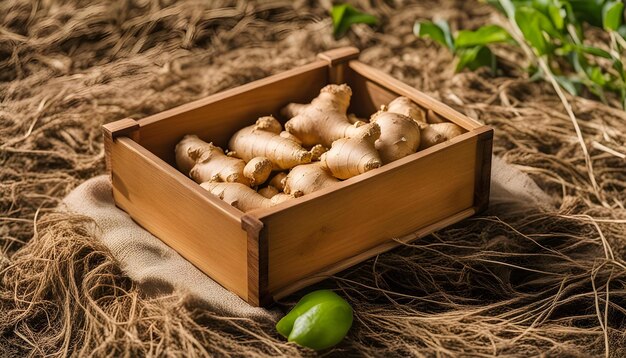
<box><xmin>1</xmin><ymin>0</ymin><xmax>625</xmax><ymax>356</ymax></box>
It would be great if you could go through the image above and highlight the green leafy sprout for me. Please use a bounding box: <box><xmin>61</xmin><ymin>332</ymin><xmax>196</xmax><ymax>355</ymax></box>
<box><xmin>415</xmin><ymin>0</ymin><xmax>626</xmax><ymax>107</ymax></box>
<box><xmin>414</xmin><ymin>21</ymin><xmax>514</xmax><ymax>73</ymax></box>
<box><xmin>331</xmin><ymin>4</ymin><xmax>378</xmax><ymax>39</ymax></box>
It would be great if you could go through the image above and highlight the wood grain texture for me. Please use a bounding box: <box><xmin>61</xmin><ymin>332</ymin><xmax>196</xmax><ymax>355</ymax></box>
<box><xmin>272</xmin><ymin>207</ymin><xmax>476</xmax><ymax>300</ymax></box>
<box><xmin>102</xmin><ymin>118</ymin><xmax>140</xmax><ymax>175</ymax></box>
<box><xmin>136</xmin><ymin>61</ymin><xmax>329</xmax><ymax>165</ymax></box>
<box><xmin>346</xmin><ymin>71</ymin><xmax>398</xmax><ymax>117</ymax></box>
<box><xmin>241</xmin><ymin>215</ymin><xmax>268</xmax><ymax>306</ymax></box>
<box><xmin>110</xmin><ymin>137</ymin><xmax>249</xmax><ymax>300</ymax></box>
<box><xmin>317</xmin><ymin>47</ymin><xmax>360</xmax><ymax>66</ymax></box>
<box><xmin>348</xmin><ymin>60</ymin><xmax>483</xmax><ymax>130</ymax></box>
<box><xmin>254</xmin><ymin>133</ymin><xmax>480</xmax><ymax>293</ymax></box>
<box><xmin>474</xmin><ymin>127</ymin><xmax>494</xmax><ymax>213</ymax></box>
<box><xmin>317</xmin><ymin>47</ymin><xmax>360</xmax><ymax>84</ymax></box>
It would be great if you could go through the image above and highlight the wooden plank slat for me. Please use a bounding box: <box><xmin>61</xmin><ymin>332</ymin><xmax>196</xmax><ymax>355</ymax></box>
<box><xmin>241</xmin><ymin>215</ymin><xmax>268</xmax><ymax>307</ymax></box>
<box><xmin>110</xmin><ymin>137</ymin><xmax>249</xmax><ymax>299</ymax></box>
<box><xmin>474</xmin><ymin>127</ymin><xmax>494</xmax><ymax>213</ymax></box>
<box><xmin>256</xmin><ymin>134</ymin><xmax>479</xmax><ymax>293</ymax></box>
<box><xmin>348</xmin><ymin>61</ymin><xmax>483</xmax><ymax>130</ymax></box>
<box><xmin>272</xmin><ymin>207</ymin><xmax>476</xmax><ymax>300</ymax></box>
<box><xmin>317</xmin><ymin>47</ymin><xmax>360</xmax><ymax>84</ymax></box>
<box><xmin>136</xmin><ymin>61</ymin><xmax>330</xmax><ymax>164</ymax></box>
<box><xmin>102</xmin><ymin>118</ymin><xmax>140</xmax><ymax>177</ymax></box>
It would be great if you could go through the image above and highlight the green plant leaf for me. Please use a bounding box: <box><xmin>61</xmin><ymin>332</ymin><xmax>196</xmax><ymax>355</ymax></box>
<box><xmin>495</xmin><ymin>0</ymin><xmax>520</xmax><ymax>18</ymax></box>
<box><xmin>331</xmin><ymin>4</ymin><xmax>378</xmax><ymax>39</ymax></box>
<box><xmin>414</xmin><ymin>20</ymin><xmax>455</xmax><ymax>50</ymax></box>
<box><xmin>602</xmin><ymin>1</ymin><xmax>624</xmax><ymax>31</ymax></box>
<box><xmin>455</xmin><ymin>25</ymin><xmax>513</xmax><ymax>47</ymax></box>
<box><xmin>456</xmin><ymin>45</ymin><xmax>496</xmax><ymax>73</ymax></box>
<box><xmin>579</xmin><ymin>45</ymin><xmax>612</xmax><ymax>59</ymax></box>
<box><xmin>435</xmin><ymin>19</ymin><xmax>456</xmax><ymax>50</ymax></box>
<box><xmin>547</xmin><ymin>4</ymin><xmax>565</xmax><ymax>29</ymax></box>
<box><xmin>586</xmin><ymin>66</ymin><xmax>607</xmax><ymax>86</ymax></box>
<box><xmin>569</xmin><ymin>0</ymin><xmax>605</xmax><ymax>27</ymax></box>
<box><xmin>515</xmin><ymin>6</ymin><xmax>559</xmax><ymax>55</ymax></box>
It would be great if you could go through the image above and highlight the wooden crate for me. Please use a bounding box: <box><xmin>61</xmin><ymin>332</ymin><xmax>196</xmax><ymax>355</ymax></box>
<box><xmin>103</xmin><ymin>47</ymin><xmax>493</xmax><ymax>306</ymax></box>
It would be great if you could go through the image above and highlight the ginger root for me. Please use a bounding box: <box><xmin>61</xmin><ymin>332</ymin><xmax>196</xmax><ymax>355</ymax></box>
<box><xmin>280</xmin><ymin>131</ymin><xmax>327</xmax><ymax>161</ymax></box>
<box><xmin>427</xmin><ymin>109</ymin><xmax>447</xmax><ymax>124</ymax></box>
<box><xmin>258</xmin><ymin>185</ymin><xmax>280</xmax><ymax>199</ymax></box>
<box><xmin>370</xmin><ymin>110</ymin><xmax>421</xmax><ymax>164</ymax></box>
<box><xmin>320</xmin><ymin>122</ymin><xmax>382</xmax><ymax>180</ymax></box>
<box><xmin>419</xmin><ymin>126</ymin><xmax>446</xmax><ymax>149</ymax></box>
<box><xmin>387</xmin><ymin>96</ymin><xmax>427</xmax><ymax>124</ymax></box>
<box><xmin>200</xmin><ymin>182</ymin><xmax>293</xmax><ymax>212</ymax></box>
<box><xmin>175</xmin><ymin>135</ymin><xmax>209</xmax><ymax>176</ymax></box>
<box><xmin>283</xmin><ymin>84</ymin><xmax>372</xmax><ymax>148</ymax></box>
<box><xmin>385</xmin><ymin>97</ymin><xmax>465</xmax><ymax>150</ymax></box>
<box><xmin>268</xmin><ymin>172</ymin><xmax>288</xmax><ymax>192</ymax></box>
<box><xmin>347</xmin><ymin>113</ymin><xmax>366</xmax><ymax>125</ymax></box>
<box><xmin>283</xmin><ymin>163</ymin><xmax>340</xmax><ymax>197</ymax></box>
<box><xmin>280</xmin><ymin>130</ymin><xmax>302</xmax><ymax>144</ymax></box>
<box><xmin>420</xmin><ymin>122</ymin><xmax>465</xmax><ymax>149</ymax></box>
<box><xmin>176</xmin><ymin>135</ymin><xmax>270</xmax><ymax>185</ymax></box>
<box><xmin>229</xmin><ymin>116</ymin><xmax>313</xmax><ymax>170</ymax></box>
<box><xmin>243</xmin><ymin>157</ymin><xmax>272</xmax><ymax>185</ymax></box>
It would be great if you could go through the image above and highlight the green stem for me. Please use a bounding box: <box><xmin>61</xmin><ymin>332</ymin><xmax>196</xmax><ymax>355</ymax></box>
<box><xmin>496</xmin><ymin>0</ymin><xmax>608</xmax><ymax>209</ymax></box>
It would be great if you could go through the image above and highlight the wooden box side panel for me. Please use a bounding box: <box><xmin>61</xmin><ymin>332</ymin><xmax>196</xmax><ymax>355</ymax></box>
<box><xmin>346</xmin><ymin>61</ymin><xmax>482</xmax><ymax>131</ymax></box>
<box><xmin>110</xmin><ymin>137</ymin><xmax>249</xmax><ymax>300</ymax></box>
<box><xmin>261</xmin><ymin>136</ymin><xmax>479</xmax><ymax>293</ymax></box>
<box><xmin>137</xmin><ymin>61</ymin><xmax>329</xmax><ymax>165</ymax></box>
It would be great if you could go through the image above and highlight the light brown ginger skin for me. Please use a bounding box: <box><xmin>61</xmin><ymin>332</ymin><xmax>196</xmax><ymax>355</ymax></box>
<box><xmin>385</xmin><ymin>96</ymin><xmax>464</xmax><ymax>149</ymax></box>
<box><xmin>320</xmin><ymin>122</ymin><xmax>382</xmax><ymax>180</ymax></box>
<box><xmin>309</xmin><ymin>144</ymin><xmax>328</xmax><ymax>161</ymax></box>
<box><xmin>175</xmin><ymin>134</ymin><xmax>215</xmax><ymax>176</ymax></box>
<box><xmin>176</xmin><ymin>135</ymin><xmax>251</xmax><ymax>185</ymax></box>
<box><xmin>427</xmin><ymin>109</ymin><xmax>447</xmax><ymax>124</ymax></box>
<box><xmin>279</xmin><ymin>130</ymin><xmax>302</xmax><ymax>144</ymax></box>
<box><xmin>347</xmin><ymin>113</ymin><xmax>366</xmax><ymax>125</ymax></box>
<box><xmin>282</xmin><ymin>84</ymin><xmax>372</xmax><ymax>148</ymax></box>
<box><xmin>268</xmin><ymin>193</ymin><xmax>294</xmax><ymax>205</ymax></box>
<box><xmin>200</xmin><ymin>182</ymin><xmax>293</xmax><ymax>212</ymax></box>
<box><xmin>280</xmin><ymin>131</ymin><xmax>327</xmax><ymax>161</ymax></box>
<box><xmin>420</xmin><ymin>123</ymin><xmax>465</xmax><ymax>149</ymax></box>
<box><xmin>228</xmin><ymin>116</ymin><xmax>312</xmax><ymax>170</ymax></box>
<box><xmin>283</xmin><ymin>163</ymin><xmax>340</xmax><ymax>197</ymax></box>
<box><xmin>243</xmin><ymin>157</ymin><xmax>272</xmax><ymax>185</ymax></box>
<box><xmin>256</xmin><ymin>116</ymin><xmax>282</xmax><ymax>134</ymax></box>
<box><xmin>370</xmin><ymin>110</ymin><xmax>421</xmax><ymax>164</ymax></box>
<box><xmin>431</xmin><ymin>122</ymin><xmax>465</xmax><ymax>139</ymax></box>
<box><xmin>419</xmin><ymin>126</ymin><xmax>446</xmax><ymax>150</ymax></box>
<box><xmin>268</xmin><ymin>172</ymin><xmax>287</xmax><ymax>191</ymax></box>
<box><xmin>387</xmin><ymin>96</ymin><xmax>427</xmax><ymax>124</ymax></box>
<box><xmin>258</xmin><ymin>185</ymin><xmax>280</xmax><ymax>199</ymax></box>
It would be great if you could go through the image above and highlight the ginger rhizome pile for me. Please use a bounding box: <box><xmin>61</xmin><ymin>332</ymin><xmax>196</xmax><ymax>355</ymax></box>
<box><xmin>174</xmin><ymin>84</ymin><xmax>465</xmax><ymax>212</ymax></box>
<box><xmin>175</xmin><ymin>135</ymin><xmax>272</xmax><ymax>186</ymax></box>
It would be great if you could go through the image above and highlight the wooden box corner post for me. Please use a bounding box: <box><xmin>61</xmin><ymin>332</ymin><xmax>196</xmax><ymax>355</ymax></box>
<box><xmin>102</xmin><ymin>118</ymin><xmax>140</xmax><ymax>175</ymax></box>
<box><xmin>474</xmin><ymin>127</ymin><xmax>493</xmax><ymax>213</ymax></box>
<box><xmin>241</xmin><ymin>214</ymin><xmax>270</xmax><ymax>307</ymax></box>
<box><xmin>318</xmin><ymin>46</ymin><xmax>360</xmax><ymax>84</ymax></box>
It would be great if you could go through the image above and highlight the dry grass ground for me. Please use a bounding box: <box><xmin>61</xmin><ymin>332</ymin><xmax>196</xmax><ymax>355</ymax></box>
<box><xmin>1</xmin><ymin>0</ymin><xmax>625</xmax><ymax>356</ymax></box>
